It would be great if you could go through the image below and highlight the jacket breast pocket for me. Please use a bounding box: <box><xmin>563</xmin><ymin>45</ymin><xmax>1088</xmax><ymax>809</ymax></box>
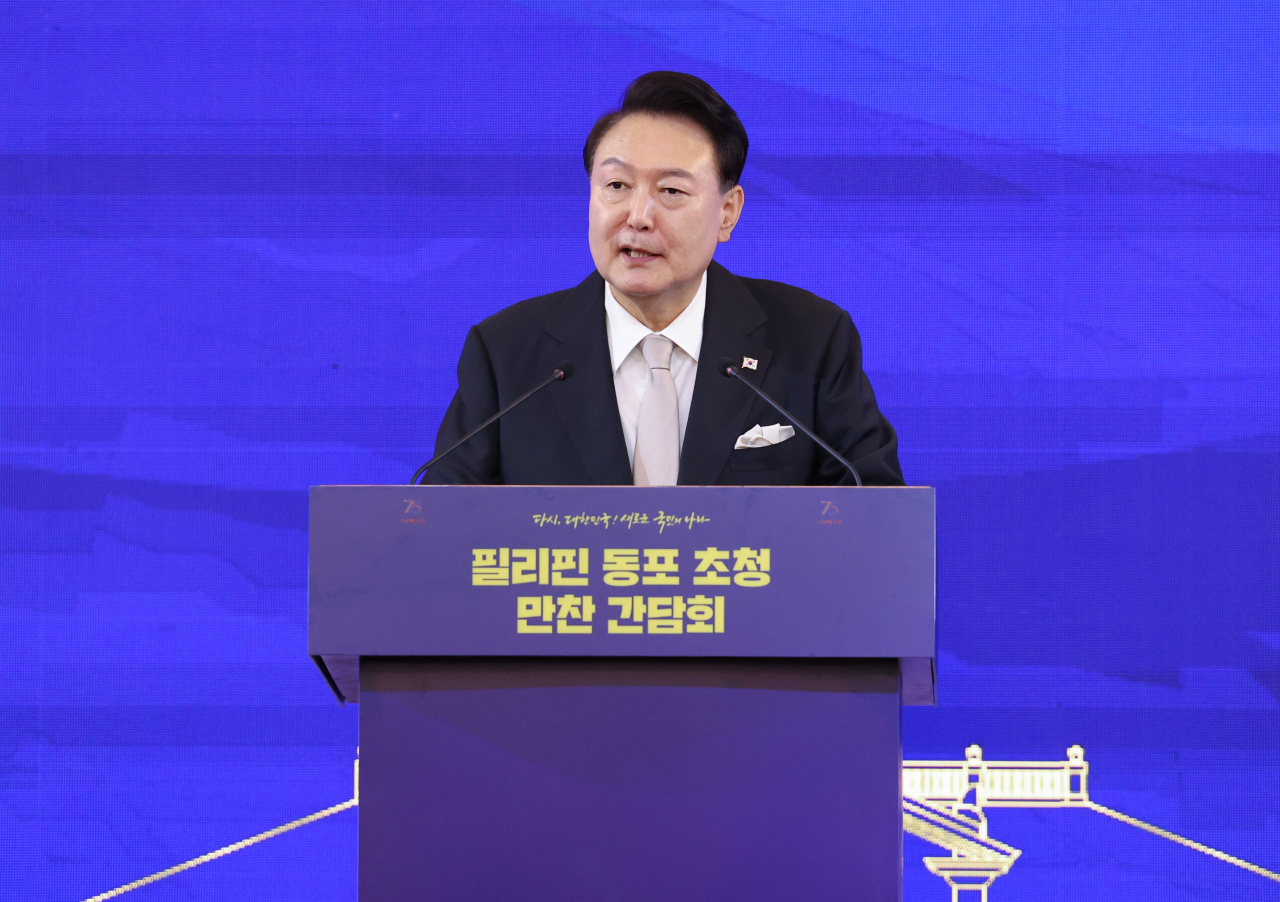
<box><xmin>728</xmin><ymin>439</ymin><xmax>806</xmax><ymax>473</ymax></box>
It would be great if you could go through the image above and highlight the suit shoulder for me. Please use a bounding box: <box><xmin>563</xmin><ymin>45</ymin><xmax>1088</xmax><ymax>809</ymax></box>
<box><xmin>472</xmin><ymin>285</ymin><xmax>578</xmax><ymax>337</ymax></box>
<box><xmin>734</xmin><ymin>274</ymin><xmax>851</xmax><ymax>326</ymax></box>
<box><xmin>470</xmin><ymin>271</ymin><xmax>602</xmax><ymax>350</ymax></box>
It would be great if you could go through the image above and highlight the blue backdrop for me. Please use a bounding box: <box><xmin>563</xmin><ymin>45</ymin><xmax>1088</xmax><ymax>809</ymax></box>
<box><xmin>3</xmin><ymin>2</ymin><xmax>1278</xmax><ymax>899</ymax></box>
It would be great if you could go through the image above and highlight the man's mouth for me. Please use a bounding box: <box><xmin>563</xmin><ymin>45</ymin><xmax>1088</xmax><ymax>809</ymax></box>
<box><xmin>622</xmin><ymin>247</ymin><xmax>659</xmax><ymax>259</ymax></box>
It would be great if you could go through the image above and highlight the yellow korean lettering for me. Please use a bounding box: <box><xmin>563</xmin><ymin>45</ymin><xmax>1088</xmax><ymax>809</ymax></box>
<box><xmin>693</xmin><ymin>547</ymin><xmax>731</xmax><ymax>585</ymax></box>
<box><xmin>685</xmin><ymin>595</ymin><xmax>725</xmax><ymax>633</ymax></box>
<box><xmin>607</xmin><ymin>595</ymin><xmax>644</xmax><ymax>633</ymax></box>
<box><xmin>646</xmin><ymin>595</ymin><xmax>686</xmax><ymax>633</ymax></box>
<box><xmin>603</xmin><ymin>548</ymin><xmax>641</xmax><ymax>586</ymax></box>
<box><xmin>511</xmin><ymin>549</ymin><xmax>538</xmax><ymax>585</ymax></box>
<box><xmin>472</xmin><ymin>547</ymin><xmax>510</xmax><ymax>586</ymax></box>
<box><xmin>517</xmin><ymin>595</ymin><xmax>553</xmax><ymax>634</ymax></box>
<box><xmin>555</xmin><ymin>593</ymin><xmax>594</xmax><ymax>634</ymax></box>
<box><xmin>732</xmin><ymin>547</ymin><xmax>771</xmax><ymax>587</ymax></box>
<box><xmin>642</xmin><ymin>548</ymin><xmax>679</xmax><ymax>585</ymax></box>
<box><xmin>551</xmin><ymin>548</ymin><xmax>589</xmax><ymax>586</ymax></box>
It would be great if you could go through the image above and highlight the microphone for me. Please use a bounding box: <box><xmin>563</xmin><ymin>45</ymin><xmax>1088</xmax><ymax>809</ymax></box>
<box><xmin>717</xmin><ymin>357</ymin><xmax>863</xmax><ymax>487</ymax></box>
<box><xmin>410</xmin><ymin>362</ymin><xmax>575</xmax><ymax>485</ymax></box>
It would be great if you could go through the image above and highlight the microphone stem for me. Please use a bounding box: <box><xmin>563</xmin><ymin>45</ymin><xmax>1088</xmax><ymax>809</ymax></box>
<box><xmin>412</xmin><ymin>368</ymin><xmax>566</xmax><ymax>485</ymax></box>
<box><xmin>725</xmin><ymin>367</ymin><xmax>863</xmax><ymax>487</ymax></box>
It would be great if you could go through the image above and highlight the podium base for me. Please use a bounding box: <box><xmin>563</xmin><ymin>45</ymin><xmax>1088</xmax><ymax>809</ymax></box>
<box><xmin>358</xmin><ymin>656</ymin><xmax>903</xmax><ymax>902</ymax></box>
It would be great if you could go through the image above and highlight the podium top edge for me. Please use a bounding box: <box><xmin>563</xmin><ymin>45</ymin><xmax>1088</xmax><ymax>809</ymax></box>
<box><xmin>310</xmin><ymin>484</ymin><xmax>935</xmax><ymax>490</ymax></box>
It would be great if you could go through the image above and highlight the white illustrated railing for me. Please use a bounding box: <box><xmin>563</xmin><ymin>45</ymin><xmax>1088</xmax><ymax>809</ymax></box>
<box><xmin>903</xmin><ymin>744</ymin><xmax>1279</xmax><ymax>900</ymax></box>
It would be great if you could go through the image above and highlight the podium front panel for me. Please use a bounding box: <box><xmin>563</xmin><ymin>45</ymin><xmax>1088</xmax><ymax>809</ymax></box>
<box><xmin>309</xmin><ymin>484</ymin><xmax>934</xmax><ymax>669</ymax></box>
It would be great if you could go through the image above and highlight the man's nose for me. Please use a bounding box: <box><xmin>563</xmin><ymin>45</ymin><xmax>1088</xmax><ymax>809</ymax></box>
<box><xmin>627</xmin><ymin>190</ymin><xmax>656</xmax><ymax>231</ymax></box>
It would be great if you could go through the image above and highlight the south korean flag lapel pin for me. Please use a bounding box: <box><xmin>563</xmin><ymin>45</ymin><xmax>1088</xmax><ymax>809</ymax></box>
<box><xmin>741</xmin><ymin>356</ymin><xmax>758</xmax><ymax>370</ymax></box>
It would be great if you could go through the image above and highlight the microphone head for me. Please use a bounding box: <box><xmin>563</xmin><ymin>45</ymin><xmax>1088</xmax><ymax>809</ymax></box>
<box><xmin>554</xmin><ymin>361</ymin><xmax>575</xmax><ymax>381</ymax></box>
<box><xmin>716</xmin><ymin>357</ymin><xmax>737</xmax><ymax>377</ymax></box>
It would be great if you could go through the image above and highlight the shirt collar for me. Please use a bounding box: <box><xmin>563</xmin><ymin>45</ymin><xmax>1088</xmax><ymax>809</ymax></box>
<box><xmin>604</xmin><ymin>270</ymin><xmax>706</xmax><ymax>374</ymax></box>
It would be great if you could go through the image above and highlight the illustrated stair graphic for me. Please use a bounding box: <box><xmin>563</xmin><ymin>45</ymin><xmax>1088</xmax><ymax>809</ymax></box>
<box><xmin>902</xmin><ymin>743</ymin><xmax>1086</xmax><ymax>900</ymax></box>
<box><xmin>903</xmin><ymin>796</ymin><xmax>1021</xmax><ymax>900</ymax></box>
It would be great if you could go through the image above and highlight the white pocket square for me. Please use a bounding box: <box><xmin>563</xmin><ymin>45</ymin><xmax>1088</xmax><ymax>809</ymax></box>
<box><xmin>734</xmin><ymin>424</ymin><xmax>796</xmax><ymax>449</ymax></box>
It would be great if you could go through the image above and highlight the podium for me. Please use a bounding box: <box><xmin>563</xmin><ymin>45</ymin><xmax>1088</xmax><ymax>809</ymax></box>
<box><xmin>309</xmin><ymin>485</ymin><xmax>934</xmax><ymax>901</ymax></box>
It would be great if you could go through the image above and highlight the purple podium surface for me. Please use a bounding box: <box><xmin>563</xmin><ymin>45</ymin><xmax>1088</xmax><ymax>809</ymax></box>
<box><xmin>308</xmin><ymin>485</ymin><xmax>935</xmax><ymax>902</ymax></box>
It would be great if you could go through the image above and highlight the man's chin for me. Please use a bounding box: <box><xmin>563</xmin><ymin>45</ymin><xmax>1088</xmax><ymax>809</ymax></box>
<box><xmin>604</xmin><ymin>271</ymin><xmax>667</xmax><ymax>303</ymax></box>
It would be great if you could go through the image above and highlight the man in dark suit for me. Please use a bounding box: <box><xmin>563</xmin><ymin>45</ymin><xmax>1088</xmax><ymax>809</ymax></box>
<box><xmin>429</xmin><ymin>72</ymin><xmax>903</xmax><ymax>487</ymax></box>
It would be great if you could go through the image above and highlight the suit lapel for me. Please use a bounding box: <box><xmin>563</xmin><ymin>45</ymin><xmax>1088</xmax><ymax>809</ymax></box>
<box><xmin>541</xmin><ymin>272</ymin><xmax>633</xmax><ymax>485</ymax></box>
<box><xmin>679</xmin><ymin>261</ymin><xmax>772</xmax><ymax>485</ymax></box>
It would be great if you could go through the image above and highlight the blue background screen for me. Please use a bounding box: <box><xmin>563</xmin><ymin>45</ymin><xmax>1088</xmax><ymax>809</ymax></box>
<box><xmin>3</xmin><ymin>2</ymin><xmax>1277</xmax><ymax>899</ymax></box>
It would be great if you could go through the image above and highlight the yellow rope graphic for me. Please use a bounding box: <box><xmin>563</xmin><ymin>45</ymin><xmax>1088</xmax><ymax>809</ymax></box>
<box><xmin>1087</xmin><ymin>802</ymin><xmax>1280</xmax><ymax>884</ymax></box>
<box><xmin>79</xmin><ymin>798</ymin><xmax>358</xmax><ymax>902</ymax></box>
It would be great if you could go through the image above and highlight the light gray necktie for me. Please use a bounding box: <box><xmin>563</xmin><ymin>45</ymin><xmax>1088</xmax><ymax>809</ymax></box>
<box><xmin>633</xmin><ymin>334</ymin><xmax>679</xmax><ymax>486</ymax></box>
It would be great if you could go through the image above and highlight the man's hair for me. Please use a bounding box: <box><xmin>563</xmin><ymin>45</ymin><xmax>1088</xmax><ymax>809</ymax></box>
<box><xmin>583</xmin><ymin>71</ymin><xmax>748</xmax><ymax>192</ymax></box>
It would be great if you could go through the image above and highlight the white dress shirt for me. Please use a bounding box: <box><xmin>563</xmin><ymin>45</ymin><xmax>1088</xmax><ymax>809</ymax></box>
<box><xmin>604</xmin><ymin>271</ymin><xmax>706</xmax><ymax>466</ymax></box>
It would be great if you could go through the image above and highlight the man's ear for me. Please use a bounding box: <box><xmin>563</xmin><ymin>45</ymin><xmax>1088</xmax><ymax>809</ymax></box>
<box><xmin>718</xmin><ymin>184</ymin><xmax>745</xmax><ymax>242</ymax></box>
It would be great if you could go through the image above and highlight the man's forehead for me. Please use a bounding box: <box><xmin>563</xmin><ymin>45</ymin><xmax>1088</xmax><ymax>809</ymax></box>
<box><xmin>594</xmin><ymin>114</ymin><xmax>717</xmax><ymax>175</ymax></box>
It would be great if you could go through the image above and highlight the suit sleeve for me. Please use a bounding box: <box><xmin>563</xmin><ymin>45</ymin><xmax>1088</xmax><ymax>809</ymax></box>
<box><xmin>425</xmin><ymin>326</ymin><xmax>504</xmax><ymax>485</ymax></box>
<box><xmin>812</xmin><ymin>312</ymin><xmax>905</xmax><ymax>486</ymax></box>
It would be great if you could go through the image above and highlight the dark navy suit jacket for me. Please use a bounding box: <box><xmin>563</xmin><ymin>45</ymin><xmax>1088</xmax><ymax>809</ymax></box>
<box><xmin>428</xmin><ymin>261</ymin><xmax>904</xmax><ymax>486</ymax></box>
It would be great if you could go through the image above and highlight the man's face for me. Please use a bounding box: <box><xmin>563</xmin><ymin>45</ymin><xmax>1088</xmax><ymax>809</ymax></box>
<box><xmin>588</xmin><ymin>114</ymin><xmax>744</xmax><ymax>308</ymax></box>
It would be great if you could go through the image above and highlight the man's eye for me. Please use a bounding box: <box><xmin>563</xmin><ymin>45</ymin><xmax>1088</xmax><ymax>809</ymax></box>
<box><xmin>607</xmin><ymin>181</ymin><xmax>626</xmax><ymax>190</ymax></box>
<box><xmin>662</xmin><ymin>187</ymin><xmax>684</xmax><ymax>196</ymax></box>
